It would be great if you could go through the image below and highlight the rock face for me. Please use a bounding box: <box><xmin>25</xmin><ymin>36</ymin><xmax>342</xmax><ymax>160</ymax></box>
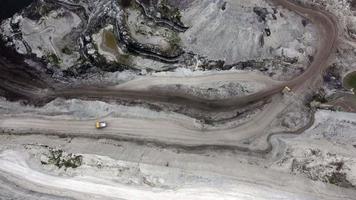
<box><xmin>0</xmin><ymin>0</ymin><xmax>317</xmax><ymax>80</ymax></box>
<box><xmin>1</xmin><ymin>0</ymin><xmax>356</xmax><ymax>199</ymax></box>
<box><xmin>0</xmin><ymin>0</ymin><xmax>188</xmax><ymax>73</ymax></box>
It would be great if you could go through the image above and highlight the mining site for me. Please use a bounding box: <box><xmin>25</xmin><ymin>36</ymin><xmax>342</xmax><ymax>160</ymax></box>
<box><xmin>1</xmin><ymin>0</ymin><xmax>356</xmax><ymax>199</ymax></box>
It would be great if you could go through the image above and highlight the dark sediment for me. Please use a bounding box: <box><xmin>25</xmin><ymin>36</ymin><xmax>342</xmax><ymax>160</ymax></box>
<box><xmin>0</xmin><ymin>39</ymin><xmax>52</xmax><ymax>103</ymax></box>
<box><xmin>0</xmin><ymin>0</ymin><xmax>34</xmax><ymax>20</ymax></box>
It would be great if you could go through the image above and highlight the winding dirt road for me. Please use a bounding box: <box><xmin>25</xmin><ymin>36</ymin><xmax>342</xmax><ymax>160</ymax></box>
<box><xmin>0</xmin><ymin>0</ymin><xmax>339</xmax><ymax>153</ymax></box>
<box><xmin>0</xmin><ymin>1</ymin><xmax>347</xmax><ymax>200</ymax></box>
<box><xmin>54</xmin><ymin>0</ymin><xmax>338</xmax><ymax>111</ymax></box>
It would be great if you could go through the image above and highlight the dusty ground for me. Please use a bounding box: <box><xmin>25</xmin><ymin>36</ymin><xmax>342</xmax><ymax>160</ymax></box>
<box><xmin>0</xmin><ymin>0</ymin><xmax>356</xmax><ymax>199</ymax></box>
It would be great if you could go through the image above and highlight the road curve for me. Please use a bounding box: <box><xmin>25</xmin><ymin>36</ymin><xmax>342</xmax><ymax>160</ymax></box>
<box><xmin>273</xmin><ymin>0</ymin><xmax>338</xmax><ymax>89</ymax></box>
<box><xmin>0</xmin><ymin>0</ymin><xmax>340</xmax><ymax>155</ymax></box>
<box><xmin>54</xmin><ymin>0</ymin><xmax>339</xmax><ymax>111</ymax></box>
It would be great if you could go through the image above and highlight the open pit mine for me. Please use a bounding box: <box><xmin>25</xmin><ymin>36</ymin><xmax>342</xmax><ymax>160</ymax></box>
<box><xmin>1</xmin><ymin>0</ymin><xmax>356</xmax><ymax>199</ymax></box>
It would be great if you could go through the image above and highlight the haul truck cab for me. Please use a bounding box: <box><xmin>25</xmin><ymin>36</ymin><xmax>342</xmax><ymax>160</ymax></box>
<box><xmin>95</xmin><ymin>121</ymin><xmax>107</xmax><ymax>129</ymax></box>
<box><xmin>282</xmin><ymin>86</ymin><xmax>291</xmax><ymax>94</ymax></box>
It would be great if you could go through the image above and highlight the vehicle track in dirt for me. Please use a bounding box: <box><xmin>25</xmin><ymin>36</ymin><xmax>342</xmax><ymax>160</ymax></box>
<box><xmin>0</xmin><ymin>0</ymin><xmax>339</xmax><ymax>154</ymax></box>
<box><xmin>0</xmin><ymin>0</ymin><xmax>337</xmax><ymax>111</ymax></box>
<box><xmin>53</xmin><ymin>0</ymin><xmax>338</xmax><ymax>111</ymax></box>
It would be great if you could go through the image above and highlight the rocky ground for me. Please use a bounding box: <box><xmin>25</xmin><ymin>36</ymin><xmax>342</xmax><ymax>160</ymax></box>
<box><xmin>0</xmin><ymin>0</ymin><xmax>356</xmax><ymax>199</ymax></box>
<box><xmin>271</xmin><ymin>110</ymin><xmax>356</xmax><ymax>189</ymax></box>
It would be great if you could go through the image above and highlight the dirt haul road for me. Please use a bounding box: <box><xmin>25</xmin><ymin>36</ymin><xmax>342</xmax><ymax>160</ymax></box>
<box><xmin>0</xmin><ymin>0</ymin><xmax>338</xmax><ymax>152</ymax></box>
<box><xmin>0</xmin><ymin>96</ymin><xmax>286</xmax><ymax>152</ymax></box>
<box><xmin>54</xmin><ymin>0</ymin><xmax>338</xmax><ymax>111</ymax></box>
